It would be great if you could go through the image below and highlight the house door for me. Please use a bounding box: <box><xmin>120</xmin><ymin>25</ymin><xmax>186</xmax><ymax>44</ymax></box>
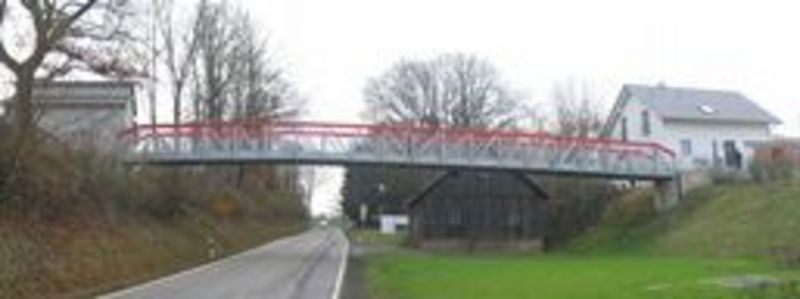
<box><xmin>723</xmin><ymin>140</ymin><xmax>742</xmax><ymax>170</ymax></box>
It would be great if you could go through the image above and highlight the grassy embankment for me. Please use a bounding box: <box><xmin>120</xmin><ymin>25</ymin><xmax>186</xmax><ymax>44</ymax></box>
<box><xmin>363</xmin><ymin>182</ymin><xmax>800</xmax><ymax>299</ymax></box>
<box><xmin>571</xmin><ymin>181</ymin><xmax>800</xmax><ymax>258</ymax></box>
<box><xmin>0</xmin><ymin>139</ymin><xmax>308</xmax><ymax>298</ymax></box>
<box><xmin>0</xmin><ymin>218</ymin><xmax>302</xmax><ymax>298</ymax></box>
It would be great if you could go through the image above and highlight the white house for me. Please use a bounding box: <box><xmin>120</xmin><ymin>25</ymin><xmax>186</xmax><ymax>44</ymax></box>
<box><xmin>30</xmin><ymin>81</ymin><xmax>137</xmax><ymax>151</ymax></box>
<box><xmin>601</xmin><ymin>84</ymin><xmax>781</xmax><ymax>172</ymax></box>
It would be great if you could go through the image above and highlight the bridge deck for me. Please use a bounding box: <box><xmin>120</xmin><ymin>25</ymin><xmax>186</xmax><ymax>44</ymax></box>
<box><xmin>119</xmin><ymin>121</ymin><xmax>677</xmax><ymax>181</ymax></box>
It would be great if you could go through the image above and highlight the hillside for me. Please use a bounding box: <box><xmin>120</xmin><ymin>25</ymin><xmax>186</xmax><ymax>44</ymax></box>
<box><xmin>0</xmin><ymin>136</ymin><xmax>309</xmax><ymax>298</ymax></box>
<box><xmin>570</xmin><ymin>181</ymin><xmax>800</xmax><ymax>261</ymax></box>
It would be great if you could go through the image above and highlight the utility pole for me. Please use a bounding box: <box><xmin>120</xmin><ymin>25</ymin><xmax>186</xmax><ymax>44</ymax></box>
<box><xmin>148</xmin><ymin>0</ymin><xmax>158</xmax><ymax>127</ymax></box>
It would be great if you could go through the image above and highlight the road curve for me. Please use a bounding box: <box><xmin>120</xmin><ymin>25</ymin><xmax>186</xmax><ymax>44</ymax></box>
<box><xmin>100</xmin><ymin>228</ymin><xmax>349</xmax><ymax>299</ymax></box>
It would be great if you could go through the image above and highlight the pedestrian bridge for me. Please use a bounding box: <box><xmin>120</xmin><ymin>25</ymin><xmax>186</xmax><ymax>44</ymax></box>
<box><xmin>118</xmin><ymin>120</ymin><xmax>677</xmax><ymax>180</ymax></box>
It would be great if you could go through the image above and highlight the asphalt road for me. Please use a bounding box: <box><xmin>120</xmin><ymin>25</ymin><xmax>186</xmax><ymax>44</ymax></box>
<box><xmin>100</xmin><ymin>228</ymin><xmax>349</xmax><ymax>299</ymax></box>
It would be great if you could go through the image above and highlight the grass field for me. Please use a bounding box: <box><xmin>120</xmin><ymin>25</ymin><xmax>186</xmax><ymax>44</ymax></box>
<box><xmin>364</xmin><ymin>181</ymin><xmax>800</xmax><ymax>299</ymax></box>
<box><xmin>367</xmin><ymin>252</ymin><xmax>800</xmax><ymax>299</ymax></box>
<box><xmin>348</xmin><ymin>229</ymin><xmax>407</xmax><ymax>247</ymax></box>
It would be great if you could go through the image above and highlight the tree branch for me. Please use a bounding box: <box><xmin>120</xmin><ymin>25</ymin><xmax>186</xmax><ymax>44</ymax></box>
<box><xmin>47</xmin><ymin>0</ymin><xmax>98</xmax><ymax>46</ymax></box>
<box><xmin>0</xmin><ymin>0</ymin><xmax>7</xmax><ymax>25</ymax></box>
<box><xmin>0</xmin><ymin>42</ymin><xmax>19</xmax><ymax>72</ymax></box>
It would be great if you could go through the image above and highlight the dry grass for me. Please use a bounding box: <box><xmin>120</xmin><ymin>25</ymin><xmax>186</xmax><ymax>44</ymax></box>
<box><xmin>0</xmin><ymin>218</ymin><xmax>302</xmax><ymax>298</ymax></box>
<box><xmin>0</xmin><ymin>138</ymin><xmax>308</xmax><ymax>298</ymax></box>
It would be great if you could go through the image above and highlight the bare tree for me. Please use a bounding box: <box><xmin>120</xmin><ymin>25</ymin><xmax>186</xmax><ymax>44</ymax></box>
<box><xmin>438</xmin><ymin>54</ymin><xmax>522</xmax><ymax>128</ymax></box>
<box><xmin>532</xmin><ymin>80</ymin><xmax>612</xmax><ymax>241</ymax></box>
<box><xmin>154</xmin><ymin>0</ymin><xmax>199</xmax><ymax>125</ymax></box>
<box><xmin>364</xmin><ymin>53</ymin><xmax>524</xmax><ymax>129</ymax></box>
<box><xmin>190</xmin><ymin>0</ymin><xmax>231</xmax><ymax>121</ymax></box>
<box><xmin>345</xmin><ymin>53</ymin><xmax>525</xmax><ymax>223</ymax></box>
<box><xmin>0</xmin><ymin>0</ymin><xmax>140</xmax><ymax>191</ymax></box>
<box><xmin>184</xmin><ymin>0</ymin><xmax>300</xmax><ymax>123</ymax></box>
<box><xmin>152</xmin><ymin>0</ymin><xmax>304</xmax><ymax>194</ymax></box>
<box><xmin>226</xmin><ymin>17</ymin><xmax>301</xmax><ymax>121</ymax></box>
<box><xmin>523</xmin><ymin>103</ymin><xmax>548</xmax><ymax>131</ymax></box>
<box><xmin>550</xmin><ymin>79</ymin><xmax>604</xmax><ymax>137</ymax></box>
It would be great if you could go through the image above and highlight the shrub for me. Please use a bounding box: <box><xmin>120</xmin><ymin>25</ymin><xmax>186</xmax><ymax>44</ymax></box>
<box><xmin>210</xmin><ymin>195</ymin><xmax>243</xmax><ymax>219</ymax></box>
<box><xmin>710</xmin><ymin>168</ymin><xmax>750</xmax><ymax>185</ymax></box>
<box><xmin>0</xmin><ymin>128</ymin><xmax>309</xmax><ymax>298</ymax></box>
<box><xmin>0</xmin><ymin>147</ymin><xmax>9</xmax><ymax>202</ymax></box>
<box><xmin>542</xmin><ymin>178</ymin><xmax>616</xmax><ymax>248</ymax></box>
<box><xmin>750</xmin><ymin>143</ymin><xmax>797</xmax><ymax>183</ymax></box>
<box><xmin>602</xmin><ymin>188</ymin><xmax>657</xmax><ymax>227</ymax></box>
<box><xmin>0</xmin><ymin>136</ymin><xmax>307</xmax><ymax>226</ymax></box>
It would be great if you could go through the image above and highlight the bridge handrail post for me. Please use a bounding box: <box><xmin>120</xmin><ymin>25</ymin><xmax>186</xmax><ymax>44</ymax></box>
<box><xmin>438</xmin><ymin>128</ymin><xmax>445</xmax><ymax>162</ymax></box>
<box><xmin>653</xmin><ymin>147</ymin><xmax>659</xmax><ymax>174</ymax></box>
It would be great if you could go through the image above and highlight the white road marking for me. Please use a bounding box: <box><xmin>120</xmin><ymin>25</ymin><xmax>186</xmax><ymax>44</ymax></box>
<box><xmin>99</xmin><ymin>235</ymin><xmax>299</xmax><ymax>299</ymax></box>
<box><xmin>331</xmin><ymin>229</ymin><xmax>350</xmax><ymax>299</ymax></box>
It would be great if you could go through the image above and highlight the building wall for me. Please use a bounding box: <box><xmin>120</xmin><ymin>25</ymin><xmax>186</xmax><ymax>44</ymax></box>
<box><xmin>30</xmin><ymin>82</ymin><xmax>136</xmax><ymax>152</ymax></box>
<box><xmin>609</xmin><ymin>96</ymin><xmax>666</xmax><ymax>144</ymax></box>
<box><xmin>38</xmin><ymin>103</ymin><xmax>133</xmax><ymax>151</ymax></box>
<box><xmin>609</xmin><ymin>95</ymin><xmax>772</xmax><ymax>171</ymax></box>
<box><xmin>661</xmin><ymin>120</ymin><xmax>770</xmax><ymax>170</ymax></box>
<box><xmin>379</xmin><ymin>214</ymin><xmax>409</xmax><ymax>234</ymax></box>
<box><xmin>409</xmin><ymin>171</ymin><xmax>547</xmax><ymax>251</ymax></box>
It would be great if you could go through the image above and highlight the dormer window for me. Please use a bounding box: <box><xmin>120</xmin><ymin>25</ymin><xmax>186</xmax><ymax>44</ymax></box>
<box><xmin>698</xmin><ymin>105</ymin><xmax>717</xmax><ymax>115</ymax></box>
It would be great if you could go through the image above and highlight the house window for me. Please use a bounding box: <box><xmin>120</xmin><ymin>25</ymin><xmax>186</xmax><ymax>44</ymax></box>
<box><xmin>621</xmin><ymin>117</ymin><xmax>628</xmax><ymax>141</ymax></box>
<box><xmin>680</xmin><ymin>139</ymin><xmax>692</xmax><ymax>156</ymax></box>
<box><xmin>641</xmin><ymin>110</ymin><xmax>651</xmax><ymax>136</ymax></box>
<box><xmin>698</xmin><ymin>104</ymin><xmax>717</xmax><ymax>115</ymax></box>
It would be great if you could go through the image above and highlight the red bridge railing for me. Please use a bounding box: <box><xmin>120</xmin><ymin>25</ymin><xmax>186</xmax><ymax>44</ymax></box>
<box><xmin>119</xmin><ymin>120</ymin><xmax>676</xmax><ymax>179</ymax></box>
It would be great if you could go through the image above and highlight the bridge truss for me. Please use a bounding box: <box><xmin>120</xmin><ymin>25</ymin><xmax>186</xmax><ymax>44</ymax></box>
<box><xmin>119</xmin><ymin>120</ymin><xmax>677</xmax><ymax>180</ymax></box>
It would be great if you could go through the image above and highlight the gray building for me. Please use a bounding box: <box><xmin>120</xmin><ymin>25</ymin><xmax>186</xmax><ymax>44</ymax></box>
<box><xmin>408</xmin><ymin>171</ymin><xmax>549</xmax><ymax>251</ymax></box>
<box><xmin>26</xmin><ymin>81</ymin><xmax>137</xmax><ymax>151</ymax></box>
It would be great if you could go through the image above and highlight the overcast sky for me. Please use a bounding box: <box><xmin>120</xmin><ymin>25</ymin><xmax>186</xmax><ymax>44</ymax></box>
<box><xmin>233</xmin><ymin>0</ymin><xmax>800</xmax><ymax>216</ymax></box>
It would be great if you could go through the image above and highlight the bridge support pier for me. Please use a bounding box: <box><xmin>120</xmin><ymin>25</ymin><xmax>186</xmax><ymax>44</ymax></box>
<box><xmin>654</xmin><ymin>178</ymin><xmax>682</xmax><ymax>212</ymax></box>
